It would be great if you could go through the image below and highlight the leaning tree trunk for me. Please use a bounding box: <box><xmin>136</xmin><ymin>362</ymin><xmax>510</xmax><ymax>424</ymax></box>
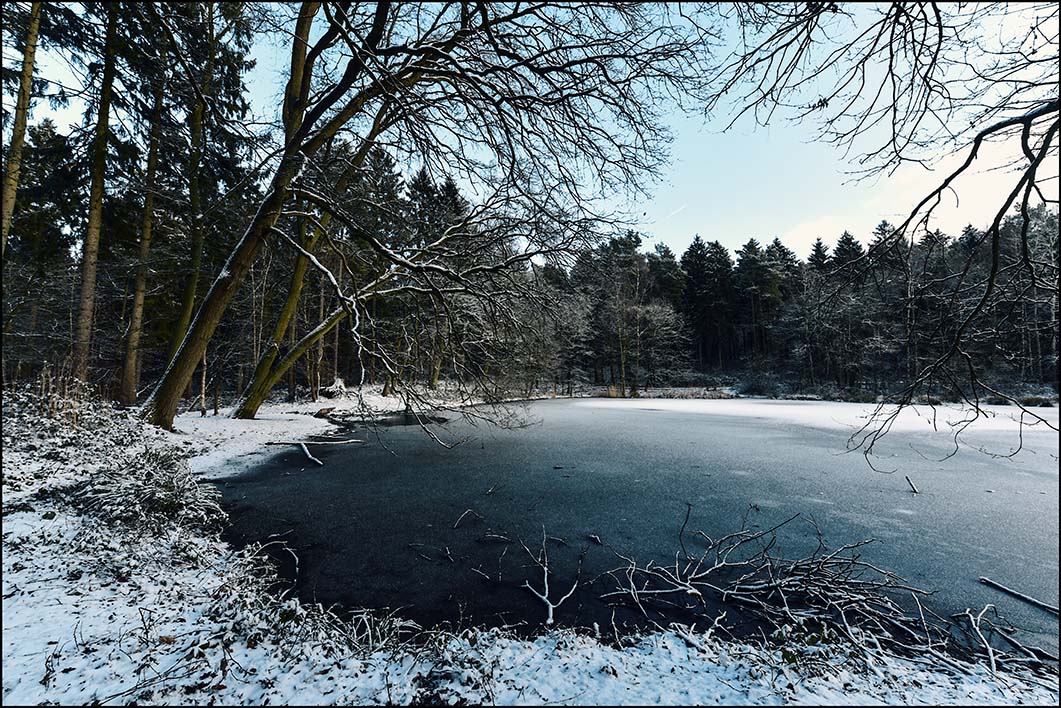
<box><xmin>119</xmin><ymin>86</ymin><xmax>164</xmax><ymax>406</ymax></box>
<box><xmin>1</xmin><ymin>1</ymin><xmax>42</xmax><ymax>260</ymax></box>
<box><xmin>231</xmin><ymin>104</ymin><xmax>392</xmax><ymax>419</ymax></box>
<box><xmin>144</xmin><ymin>153</ymin><xmax>306</xmax><ymax>427</ymax></box>
<box><xmin>146</xmin><ymin>2</ymin><xmax>395</xmax><ymax>428</ymax></box>
<box><xmin>235</xmin><ymin>305</ymin><xmax>349</xmax><ymax>418</ymax></box>
<box><xmin>71</xmin><ymin>3</ymin><xmax>118</xmax><ymax>382</ymax></box>
<box><xmin>232</xmin><ymin>216</ymin><xmax>318</xmax><ymax>417</ymax></box>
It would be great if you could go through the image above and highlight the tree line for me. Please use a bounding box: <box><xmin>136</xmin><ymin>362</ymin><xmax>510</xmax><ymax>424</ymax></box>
<box><xmin>526</xmin><ymin>211</ymin><xmax>1058</xmax><ymax>400</ymax></box>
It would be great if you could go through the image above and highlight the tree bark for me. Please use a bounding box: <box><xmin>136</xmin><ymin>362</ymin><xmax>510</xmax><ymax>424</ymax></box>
<box><xmin>232</xmin><ymin>216</ymin><xmax>317</xmax><ymax>416</ymax></box>
<box><xmin>333</xmin><ymin>268</ymin><xmax>342</xmax><ymax>383</ymax></box>
<box><xmin>119</xmin><ymin>86</ymin><xmax>164</xmax><ymax>406</ymax></box>
<box><xmin>199</xmin><ymin>347</ymin><xmax>207</xmax><ymax>416</ymax></box>
<box><xmin>234</xmin><ymin>305</ymin><xmax>348</xmax><ymax>418</ymax></box>
<box><xmin>146</xmin><ymin>1</ymin><xmax>396</xmax><ymax>428</ymax></box>
<box><xmin>313</xmin><ymin>271</ymin><xmax>325</xmax><ymax>399</ymax></box>
<box><xmin>71</xmin><ymin>4</ymin><xmax>119</xmax><ymax>381</ymax></box>
<box><xmin>1</xmin><ymin>1</ymin><xmax>42</xmax><ymax>260</ymax></box>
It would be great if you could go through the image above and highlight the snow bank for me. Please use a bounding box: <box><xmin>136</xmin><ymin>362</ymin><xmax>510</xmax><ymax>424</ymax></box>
<box><xmin>3</xmin><ymin>388</ymin><xmax>1058</xmax><ymax>705</ymax></box>
<box><xmin>576</xmin><ymin>397</ymin><xmax>1060</xmax><ymax>437</ymax></box>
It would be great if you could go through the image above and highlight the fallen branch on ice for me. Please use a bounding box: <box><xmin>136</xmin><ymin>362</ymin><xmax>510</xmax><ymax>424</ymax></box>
<box><xmin>264</xmin><ymin>439</ymin><xmax>364</xmax><ymax>445</ymax></box>
<box><xmin>520</xmin><ymin>527</ymin><xmax>581</xmax><ymax>625</ymax></box>
<box><xmin>979</xmin><ymin>576</ymin><xmax>1059</xmax><ymax>616</ymax></box>
<box><xmin>601</xmin><ymin>513</ymin><xmax>1059</xmax><ymax>678</ymax></box>
<box><xmin>299</xmin><ymin>442</ymin><xmax>323</xmax><ymax>466</ymax></box>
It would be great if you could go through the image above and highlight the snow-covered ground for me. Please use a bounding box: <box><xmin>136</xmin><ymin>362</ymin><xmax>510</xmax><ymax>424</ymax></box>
<box><xmin>171</xmin><ymin>384</ymin><xmax>422</xmax><ymax>476</ymax></box>
<box><xmin>3</xmin><ymin>387</ymin><xmax>1058</xmax><ymax>705</ymax></box>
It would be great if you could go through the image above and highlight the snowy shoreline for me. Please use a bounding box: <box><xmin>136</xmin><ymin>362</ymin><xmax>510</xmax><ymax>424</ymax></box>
<box><xmin>3</xmin><ymin>387</ymin><xmax>1058</xmax><ymax>705</ymax></box>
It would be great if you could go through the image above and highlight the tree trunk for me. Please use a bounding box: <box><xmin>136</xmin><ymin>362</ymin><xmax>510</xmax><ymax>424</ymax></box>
<box><xmin>429</xmin><ymin>315</ymin><xmax>445</xmax><ymax>389</ymax></box>
<box><xmin>234</xmin><ymin>305</ymin><xmax>348</xmax><ymax>418</ymax></box>
<box><xmin>287</xmin><ymin>301</ymin><xmax>297</xmax><ymax>400</ymax></box>
<box><xmin>199</xmin><ymin>347</ymin><xmax>207</xmax><ymax>416</ymax></box>
<box><xmin>1</xmin><ymin>1</ymin><xmax>42</xmax><ymax>259</ymax></box>
<box><xmin>71</xmin><ymin>4</ymin><xmax>118</xmax><ymax>382</ymax></box>
<box><xmin>168</xmin><ymin>11</ymin><xmax>215</xmax><ymax>362</ymax></box>
<box><xmin>144</xmin><ymin>151</ymin><xmax>306</xmax><ymax>428</ymax></box>
<box><xmin>312</xmin><ymin>272</ymin><xmax>325</xmax><ymax>399</ymax></box>
<box><xmin>233</xmin><ymin>217</ymin><xmax>316</xmax><ymax>415</ymax></box>
<box><xmin>146</xmin><ymin>3</ymin><xmax>396</xmax><ymax>428</ymax></box>
<box><xmin>333</xmin><ymin>269</ymin><xmax>342</xmax><ymax>384</ymax></box>
<box><xmin>231</xmin><ymin>107</ymin><xmax>390</xmax><ymax>416</ymax></box>
<box><xmin>430</xmin><ymin>355</ymin><xmax>443</xmax><ymax>389</ymax></box>
<box><xmin>119</xmin><ymin>86</ymin><xmax>164</xmax><ymax>406</ymax></box>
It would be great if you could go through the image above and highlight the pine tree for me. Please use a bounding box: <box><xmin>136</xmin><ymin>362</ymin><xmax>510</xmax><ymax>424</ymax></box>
<box><xmin>71</xmin><ymin>3</ymin><xmax>120</xmax><ymax>382</ymax></box>
<box><xmin>700</xmin><ymin>240</ymin><xmax>736</xmax><ymax>370</ymax></box>
<box><xmin>406</xmin><ymin>167</ymin><xmax>439</xmax><ymax>248</ymax></box>
<box><xmin>1</xmin><ymin>1</ymin><xmax>43</xmax><ymax>259</ymax></box>
<box><xmin>680</xmin><ymin>235</ymin><xmax>710</xmax><ymax>369</ymax></box>
<box><xmin>646</xmin><ymin>242</ymin><xmax>685</xmax><ymax>309</ymax></box>
<box><xmin>167</xmin><ymin>2</ymin><xmax>258</xmax><ymax>362</ymax></box>
<box><xmin>735</xmin><ymin>238</ymin><xmax>768</xmax><ymax>356</ymax></box>
<box><xmin>826</xmin><ymin>231</ymin><xmax>869</xmax><ymax>389</ymax></box>
<box><xmin>832</xmin><ymin>231</ymin><xmax>865</xmax><ymax>270</ymax></box>
<box><xmin>807</xmin><ymin>238</ymin><xmax>830</xmax><ymax>273</ymax></box>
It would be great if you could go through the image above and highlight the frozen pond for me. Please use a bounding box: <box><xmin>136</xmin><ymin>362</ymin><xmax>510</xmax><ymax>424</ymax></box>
<box><xmin>216</xmin><ymin>398</ymin><xmax>1059</xmax><ymax>648</ymax></box>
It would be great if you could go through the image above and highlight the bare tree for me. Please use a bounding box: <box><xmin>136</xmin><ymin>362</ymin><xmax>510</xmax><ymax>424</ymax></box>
<box><xmin>702</xmin><ymin>2</ymin><xmax>1059</xmax><ymax>443</ymax></box>
<box><xmin>145</xmin><ymin>2</ymin><xmax>719</xmax><ymax>427</ymax></box>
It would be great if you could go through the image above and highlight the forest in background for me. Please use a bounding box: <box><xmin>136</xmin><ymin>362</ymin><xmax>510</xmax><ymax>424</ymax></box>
<box><xmin>2</xmin><ymin>3</ymin><xmax>1057</xmax><ymax>422</ymax></box>
<box><xmin>7</xmin><ymin>111</ymin><xmax>1057</xmax><ymax>404</ymax></box>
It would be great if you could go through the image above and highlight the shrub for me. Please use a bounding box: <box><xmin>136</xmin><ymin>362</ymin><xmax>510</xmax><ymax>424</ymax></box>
<box><xmin>77</xmin><ymin>446</ymin><xmax>225</xmax><ymax>532</ymax></box>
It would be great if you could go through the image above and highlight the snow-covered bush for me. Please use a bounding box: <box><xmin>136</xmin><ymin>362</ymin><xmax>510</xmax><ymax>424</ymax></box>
<box><xmin>76</xmin><ymin>445</ymin><xmax>224</xmax><ymax>531</ymax></box>
<box><xmin>2</xmin><ymin>385</ymin><xmax>158</xmax><ymax>498</ymax></box>
<box><xmin>3</xmin><ymin>383</ymin><xmax>221</xmax><ymax>533</ymax></box>
<box><xmin>201</xmin><ymin>544</ymin><xmax>419</xmax><ymax>660</ymax></box>
<box><xmin>737</xmin><ymin>373</ymin><xmax>782</xmax><ymax>398</ymax></box>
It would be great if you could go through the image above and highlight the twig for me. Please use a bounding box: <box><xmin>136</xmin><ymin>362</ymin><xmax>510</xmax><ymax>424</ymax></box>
<box><xmin>299</xmin><ymin>442</ymin><xmax>324</xmax><ymax>466</ymax></box>
<box><xmin>521</xmin><ymin>527</ymin><xmax>580</xmax><ymax>625</ymax></box>
<box><xmin>453</xmin><ymin>508</ymin><xmax>483</xmax><ymax>529</ymax></box>
<box><xmin>995</xmin><ymin>628</ymin><xmax>1059</xmax><ymax>663</ymax></box>
<box><xmin>964</xmin><ymin>606</ymin><xmax>997</xmax><ymax>675</ymax></box>
<box><xmin>679</xmin><ymin>503</ymin><xmax>692</xmax><ymax>560</ymax></box>
<box><xmin>979</xmin><ymin>577</ymin><xmax>1059</xmax><ymax>616</ymax></box>
<box><xmin>905</xmin><ymin>475</ymin><xmax>920</xmax><ymax>494</ymax></box>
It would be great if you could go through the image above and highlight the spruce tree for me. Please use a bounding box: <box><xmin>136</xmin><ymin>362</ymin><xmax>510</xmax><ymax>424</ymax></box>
<box><xmin>680</xmin><ymin>235</ymin><xmax>710</xmax><ymax>369</ymax></box>
<box><xmin>646</xmin><ymin>242</ymin><xmax>685</xmax><ymax>309</ymax></box>
<box><xmin>807</xmin><ymin>238</ymin><xmax>830</xmax><ymax>273</ymax></box>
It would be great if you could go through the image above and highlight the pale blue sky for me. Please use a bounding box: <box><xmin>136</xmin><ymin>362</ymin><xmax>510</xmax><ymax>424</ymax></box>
<box><xmin>624</xmin><ymin>109</ymin><xmax>1042</xmax><ymax>260</ymax></box>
